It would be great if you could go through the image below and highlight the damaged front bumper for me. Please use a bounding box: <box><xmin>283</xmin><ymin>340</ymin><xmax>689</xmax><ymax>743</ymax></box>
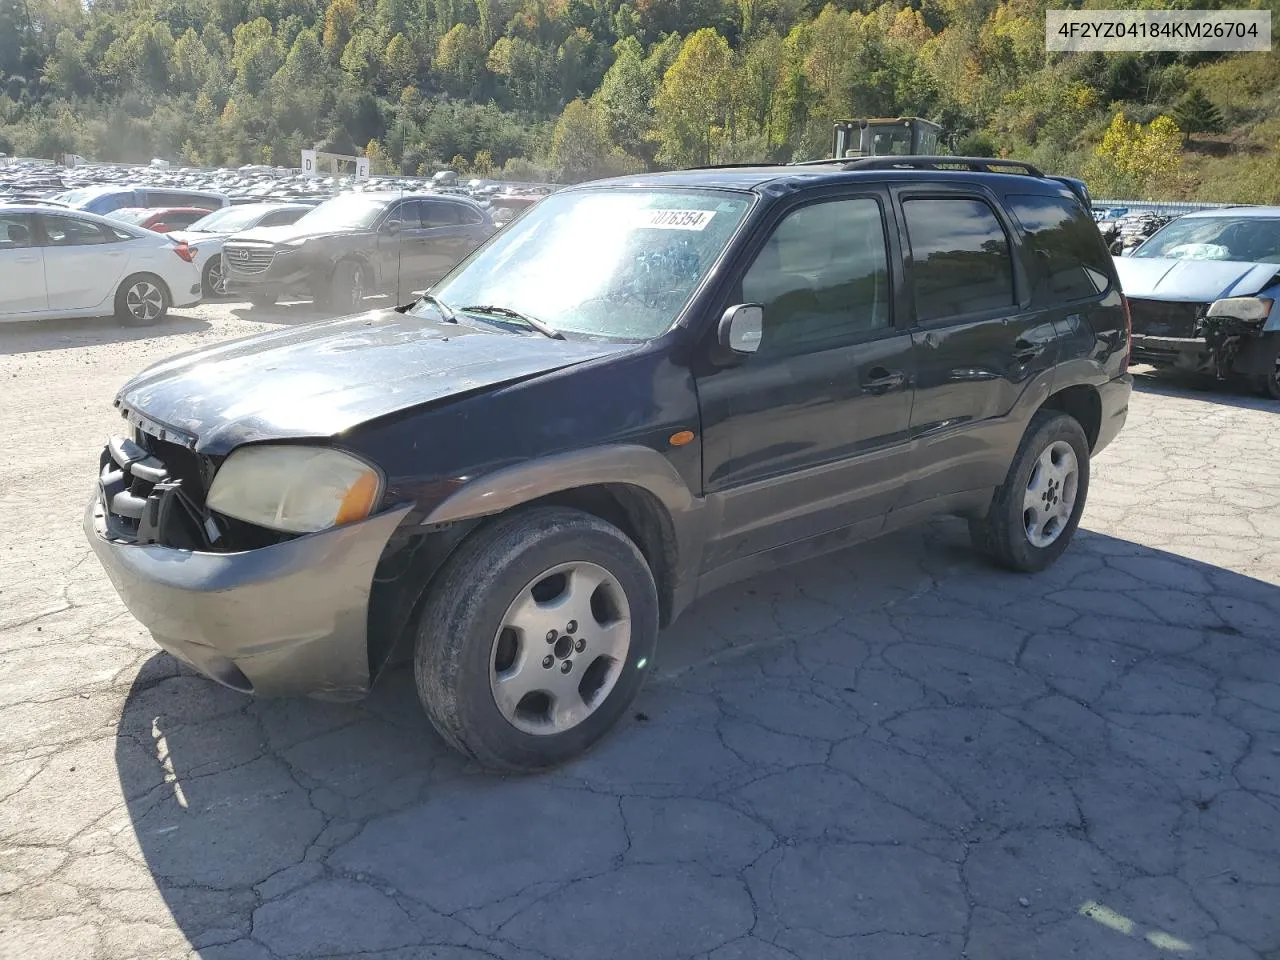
<box><xmin>85</xmin><ymin>493</ymin><xmax>411</xmax><ymax>700</ymax></box>
<box><xmin>1131</xmin><ymin>321</ymin><xmax>1278</xmax><ymax>380</ymax></box>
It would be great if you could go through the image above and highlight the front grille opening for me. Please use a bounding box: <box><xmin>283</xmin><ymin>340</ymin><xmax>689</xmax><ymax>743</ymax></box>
<box><xmin>99</xmin><ymin>424</ymin><xmax>297</xmax><ymax>553</ymax></box>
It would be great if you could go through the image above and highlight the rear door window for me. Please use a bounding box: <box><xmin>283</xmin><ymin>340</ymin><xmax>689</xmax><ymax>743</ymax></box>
<box><xmin>1006</xmin><ymin>193</ymin><xmax>1110</xmax><ymax>300</ymax></box>
<box><xmin>421</xmin><ymin>200</ymin><xmax>461</xmax><ymax>227</ymax></box>
<box><xmin>903</xmin><ymin>197</ymin><xmax>1015</xmax><ymax>322</ymax></box>
<box><xmin>41</xmin><ymin>215</ymin><xmax>112</xmax><ymax>245</ymax></box>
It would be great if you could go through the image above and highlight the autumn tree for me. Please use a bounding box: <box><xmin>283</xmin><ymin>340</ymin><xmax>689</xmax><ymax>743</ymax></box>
<box><xmin>1088</xmin><ymin>113</ymin><xmax>1186</xmax><ymax>198</ymax></box>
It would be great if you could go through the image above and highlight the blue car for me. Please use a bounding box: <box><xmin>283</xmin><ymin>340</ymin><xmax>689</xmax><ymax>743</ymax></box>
<box><xmin>1114</xmin><ymin>206</ymin><xmax>1280</xmax><ymax>398</ymax></box>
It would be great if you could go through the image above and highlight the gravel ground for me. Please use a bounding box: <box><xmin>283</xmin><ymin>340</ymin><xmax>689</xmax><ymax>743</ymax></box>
<box><xmin>1</xmin><ymin>300</ymin><xmax>1279</xmax><ymax>960</ymax></box>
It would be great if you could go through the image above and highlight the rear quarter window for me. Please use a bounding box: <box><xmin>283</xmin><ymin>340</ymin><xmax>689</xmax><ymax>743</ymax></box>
<box><xmin>1006</xmin><ymin>194</ymin><xmax>1111</xmax><ymax>301</ymax></box>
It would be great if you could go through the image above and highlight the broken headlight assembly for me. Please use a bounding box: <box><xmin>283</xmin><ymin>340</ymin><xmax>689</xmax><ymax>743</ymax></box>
<box><xmin>1195</xmin><ymin>297</ymin><xmax>1275</xmax><ymax>379</ymax></box>
<box><xmin>206</xmin><ymin>445</ymin><xmax>383</xmax><ymax>534</ymax></box>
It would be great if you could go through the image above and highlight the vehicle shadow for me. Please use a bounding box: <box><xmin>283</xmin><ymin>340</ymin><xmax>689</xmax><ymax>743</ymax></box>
<box><xmin>1131</xmin><ymin>365</ymin><xmax>1278</xmax><ymax>411</ymax></box>
<box><xmin>112</xmin><ymin>519</ymin><xmax>1280</xmax><ymax>958</ymax></box>
<box><xmin>0</xmin><ymin>314</ymin><xmax>213</xmax><ymax>355</ymax></box>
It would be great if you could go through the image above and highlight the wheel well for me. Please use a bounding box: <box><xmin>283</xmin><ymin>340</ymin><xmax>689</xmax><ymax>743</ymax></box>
<box><xmin>365</xmin><ymin>482</ymin><xmax>682</xmax><ymax>680</ymax></box>
<box><xmin>1040</xmin><ymin>385</ymin><xmax>1101</xmax><ymax>449</ymax></box>
<box><xmin>529</xmin><ymin>484</ymin><xmax>680</xmax><ymax>627</ymax></box>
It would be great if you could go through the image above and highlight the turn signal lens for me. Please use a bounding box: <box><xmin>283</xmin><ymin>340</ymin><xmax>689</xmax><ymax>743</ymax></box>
<box><xmin>336</xmin><ymin>470</ymin><xmax>381</xmax><ymax>526</ymax></box>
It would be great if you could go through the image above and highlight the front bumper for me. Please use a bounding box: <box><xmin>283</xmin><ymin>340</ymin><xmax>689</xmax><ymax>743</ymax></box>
<box><xmin>1093</xmin><ymin>373</ymin><xmax>1132</xmax><ymax>455</ymax></box>
<box><xmin>85</xmin><ymin>494</ymin><xmax>411</xmax><ymax>700</ymax></box>
<box><xmin>222</xmin><ymin>256</ymin><xmax>314</xmax><ymax>298</ymax></box>
<box><xmin>1130</xmin><ymin>334</ymin><xmax>1210</xmax><ymax>372</ymax></box>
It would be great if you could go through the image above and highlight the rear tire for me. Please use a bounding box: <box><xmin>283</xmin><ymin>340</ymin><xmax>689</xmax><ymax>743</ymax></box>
<box><xmin>969</xmin><ymin>410</ymin><xmax>1091</xmax><ymax>573</ymax></box>
<box><xmin>414</xmin><ymin>506</ymin><xmax>659</xmax><ymax>772</ymax></box>
<box><xmin>114</xmin><ymin>274</ymin><xmax>170</xmax><ymax>327</ymax></box>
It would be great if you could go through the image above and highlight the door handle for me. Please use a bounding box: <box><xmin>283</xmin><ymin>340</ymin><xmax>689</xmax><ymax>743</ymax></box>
<box><xmin>861</xmin><ymin>367</ymin><xmax>906</xmax><ymax>394</ymax></box>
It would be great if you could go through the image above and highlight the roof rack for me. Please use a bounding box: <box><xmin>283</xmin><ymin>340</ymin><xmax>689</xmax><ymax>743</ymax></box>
<box><xmin>829</xmin><ymin>156</ymin><xmax>1049</xmax><ymax>177</ymax></box>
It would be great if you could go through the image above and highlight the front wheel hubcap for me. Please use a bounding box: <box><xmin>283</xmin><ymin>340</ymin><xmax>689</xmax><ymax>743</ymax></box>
<box><xmin>489</xmin><ymin>561</ymin><xmax>631</xmax><ymax>736</ymax></box>
<box><xmin>1022</xmin><ymin>440</ymin><xmax>1079</xmax><ymax>548</ymax></box>
<box><xmin>126</xmin><ymin>281</ymin><xmax>163</xmax><ymax>321</ymax></box>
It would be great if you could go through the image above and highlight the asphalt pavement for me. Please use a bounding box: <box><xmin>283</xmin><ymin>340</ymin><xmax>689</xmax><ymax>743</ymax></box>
<box><xmin>1</xmin><ymin>304</ymin><xmax>1278</xmax><ymax>960</ymax></box>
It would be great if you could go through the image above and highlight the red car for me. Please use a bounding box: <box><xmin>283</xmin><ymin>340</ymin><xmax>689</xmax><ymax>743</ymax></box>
<box><xmin>107</xmin><ymin>207</ymin><xmax>213</xmax><ymax>234</ymax></box>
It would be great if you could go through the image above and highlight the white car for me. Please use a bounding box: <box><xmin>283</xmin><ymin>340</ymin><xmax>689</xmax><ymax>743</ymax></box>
<box><xmin>0</xmin><ymin>204</ymin><xmax>202</xmax><ymax>325</ymax></box>
<box><xmin>169</xmin><ymin>202</ymin><xmax>310</xmax><ymax>296</ymax></box>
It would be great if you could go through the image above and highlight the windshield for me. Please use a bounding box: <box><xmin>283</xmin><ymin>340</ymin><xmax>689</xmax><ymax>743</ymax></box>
<box><xmin>187</xmin><ymin>206</ymin><xmax>267</xmax><ymax>232</ymax></box>
<box><xmin>1134</xmin><ymin>216</ymin><xmax>1280</xmax><ymax>263</ymax></box>
<box><xmin>295</xmin><ymin>194</ymin><xmax>386</xmax><ymax>230</ymax></box>
<box><xmin>52</xmin><ymin>188</ymin><xmax>100</xmax><ymax>205</ymax></box>
<box><xmin>418</xmin><ymin>189</ymin><xmax>753</xmax><ymax>339</ymax></box>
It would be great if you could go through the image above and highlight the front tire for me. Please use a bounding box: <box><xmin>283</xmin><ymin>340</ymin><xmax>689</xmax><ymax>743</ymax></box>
<box><xmin>202</xmin><ymin>257</ymin><xmax>225</xmax><ymax>298</ymax></box>
<box><xmin>969</xmin><ymin>410</ymin><xmax>1091</xmax><ymax>573</ymax></box>
<box><xmin>329</xmin><ymin>260</ymin><xmax>366</xmax><ymax>313</ymax></box>
<box><xmin>414</xmin><ymin>506</ymin><xmax>659</xmax><ymax>772</ymax></box>
<box><xmin>114</xmin><ymin>274</ymin><xmax>170</xmax><ymax>327</ymax></box>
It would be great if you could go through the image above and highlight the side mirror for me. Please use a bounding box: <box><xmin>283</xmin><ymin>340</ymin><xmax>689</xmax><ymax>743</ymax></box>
<box><xmin>714</xmin><ymin>303</ymin><xmax>763</xmax><ymax>363</ymax></box>
<box><xmin>384</xmin><ymin>220</ymin><xmax>402</xmax><ymax>235</ymax></box>
<box><xmin>152</xmin><ymin>223</ymin><xmax>170</xmax><ymax>233</ymax></box>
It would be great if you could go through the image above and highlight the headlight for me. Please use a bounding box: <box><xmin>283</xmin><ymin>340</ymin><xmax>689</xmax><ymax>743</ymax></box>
<box><xmin>207</xmin><ymin>445</ymin><xmax>382</xmax><ymax>534</ymax></box>
<box><xmin>1207</xmin><ymin>297</ymin><xmax>1273</xmax><ymax>321</ymax></box>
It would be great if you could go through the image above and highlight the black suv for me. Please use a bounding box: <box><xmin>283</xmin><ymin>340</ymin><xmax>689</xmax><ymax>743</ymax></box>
<box><xmin>86</xmin><ymin>158</ymin><xmax>1132</xmax><ymax>770</ymax></box>
<box><xmin>221</xmin><ymin>191</ymin><xmax>496</xmax><ymax>310</ymax></box>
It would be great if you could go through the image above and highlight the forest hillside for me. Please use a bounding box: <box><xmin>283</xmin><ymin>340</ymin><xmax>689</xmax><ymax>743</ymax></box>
<box><xmin>1</xmin><ymin>0</ymin><xmax>1279</xmax><ymax>200</ymax></box>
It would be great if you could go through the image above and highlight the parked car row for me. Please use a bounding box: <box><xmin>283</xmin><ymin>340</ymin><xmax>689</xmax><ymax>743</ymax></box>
<box><xmin>0</xmin><ymin>190</ymin><xmax>499</xmax><ymax>323</ymax></box>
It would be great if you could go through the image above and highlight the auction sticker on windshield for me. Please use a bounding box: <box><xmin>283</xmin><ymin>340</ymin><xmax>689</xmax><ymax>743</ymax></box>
<box><xmin>639</xmin><ymin>209</ymin><xmax>716</xmax><ymax>230</ymax></box>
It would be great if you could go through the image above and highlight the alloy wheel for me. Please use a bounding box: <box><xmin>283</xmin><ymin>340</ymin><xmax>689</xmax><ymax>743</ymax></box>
<box><xmin>1022</xmin><ymin>440</ymin><xmax>1079</xmax><ymax>548</ymax></box>
<box><xmin>489</xmin><ymin>561</ymin><xmax>631</xmax><ymax>736</ymax></box>
<box><xmin>126</xmin><ymin>281</ymin><xmax>164</xmax><ymax>322</ymax></box>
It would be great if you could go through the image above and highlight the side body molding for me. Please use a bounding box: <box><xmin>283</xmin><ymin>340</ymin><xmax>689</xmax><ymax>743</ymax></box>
<box><xmin>421</xmin><ymin>444</ymin><xmax>709</xmax><ymax>619</ymax></box>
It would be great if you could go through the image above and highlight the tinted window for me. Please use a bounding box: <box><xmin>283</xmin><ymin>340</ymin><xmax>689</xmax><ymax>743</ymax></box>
<box><xmin>151</xmin><ymin>191</ymin><xmax>220</xmax><ymax>210</ymax></box>
<box><xmin>904</xmin><ymin>198</ymin><xmax>1014</xmax><ymax>321</ymax></box>
<box><xmin>421</xmin><ymin>200</ymin><xmax>461</xmax><ymax>227</ymax></box>
<box><xmin>0</xmin><ymin>213</ymin><xmax>35</xmax><ymax>249</ymax></box>
<box><xmin>385</xmin><ymin>201</ymin><xmax>422</xmax><ymax>229</ymax></box>
<box><xmin>1007</xmin><ymin>194</ymin><xmax>1110</xmax><ymax>300</ymax></box>
<box><xmin>742</xmin><ymin>198</ymin><xmax>890</xmax><ymax>355</ymax></box>
<box><xmin>41</xmin><ymin>215</ymin><xmax>111</xmax><ymax>246</ymax></box>
<box><xmin>164</xmin><ymin>210</ymin><xmax>207</xmax><ymax>229</ymax></box>
<box><xmin>453</xmin><ymin>202</ymin><xmax>484</xmax><ymax>225</ymax></box>
<box><xmin>92</xmin><ymin>192</ymin><xmax>134</xmax><ymax>214</ymax></box>
<box><xmin>260</xmin><ymin>209</ymin><xmax>305</xmax><ymax>227</ymax></box>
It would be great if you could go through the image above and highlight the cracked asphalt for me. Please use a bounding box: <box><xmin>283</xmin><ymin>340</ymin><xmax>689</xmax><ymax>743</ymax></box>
<box><xmin>2</xmin><ymin>302</ymin><xmax>1279</xmax><ymax>960</ymax></box>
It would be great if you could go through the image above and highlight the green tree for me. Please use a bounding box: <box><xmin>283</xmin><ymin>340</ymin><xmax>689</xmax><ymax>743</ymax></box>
<box><xmin>382</xmin><ymin>32</ymin><xmax>418</xmax><ymax>89</ymax></box>
<box><xmin>1173</xmin><ymin>87</ymin><xmax>1224</xmax><ymax>135</ymax></box>
<box><xmin>550</xmin><ymin>97</ymin><xmax>638</xmax><ymax>181</ymax></box>
<box><xmin>596</xmin><ymin>36</ymin><xmax>653</xmax><ymax>161</ymax></box>
<box><xmin>653</xmin><ymin>27</ymin><xmax>733</xmax><ymax>167</ymax></box>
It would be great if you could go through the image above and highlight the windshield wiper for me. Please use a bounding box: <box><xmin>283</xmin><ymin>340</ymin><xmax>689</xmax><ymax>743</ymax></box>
<box><xmin>420</xmin><ymin>292</ymin><xmax>457</xmax><ymax>323</ymax></box>
<box><xmin>461</xmin><ymin>304</ymin><xmax>564</xmax><ymax>340</ymax></box>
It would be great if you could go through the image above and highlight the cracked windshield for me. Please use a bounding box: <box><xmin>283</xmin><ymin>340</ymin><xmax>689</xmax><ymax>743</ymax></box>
<box><xmin>3</xmin><ymin>0</ymin><xmax>1279</xmax><ymax>956</ymax></box>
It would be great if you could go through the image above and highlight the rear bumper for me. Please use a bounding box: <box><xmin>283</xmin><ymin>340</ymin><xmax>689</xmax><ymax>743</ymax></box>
<box><xmin>1093</xmin><ymin>373</ymin><xmax>1132</xmax><ymax>455</ymax></box>
<box><xmin>85</xmin><ymin>494</ymin><xmax>411</xmax><ymax>700</ymax></box>
<box><xmin>173</xmin><ymin>281</ymin><xmax>202</xmax><ymax>308</ymax></box>
<box><xmin>1130</xmin><ymin>334</ymin><xmax>1209</xmax><ymax>371</ymax></box>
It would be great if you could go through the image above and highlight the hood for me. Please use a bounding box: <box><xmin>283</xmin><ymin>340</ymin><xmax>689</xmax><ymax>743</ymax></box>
<box><xmin>229</xmin><ymin>223</ymin><xmax>363</xmax><ymax>245</ymax></box>
<box><xmin>117</xmin><ymin>310</ymin><xmax>628</xmax><ymax>455</ymax></box>
<box><xmin>1114</xmin><ymin>256</ymin><xmax>1280</xmax><ymax>302</ymax></box>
